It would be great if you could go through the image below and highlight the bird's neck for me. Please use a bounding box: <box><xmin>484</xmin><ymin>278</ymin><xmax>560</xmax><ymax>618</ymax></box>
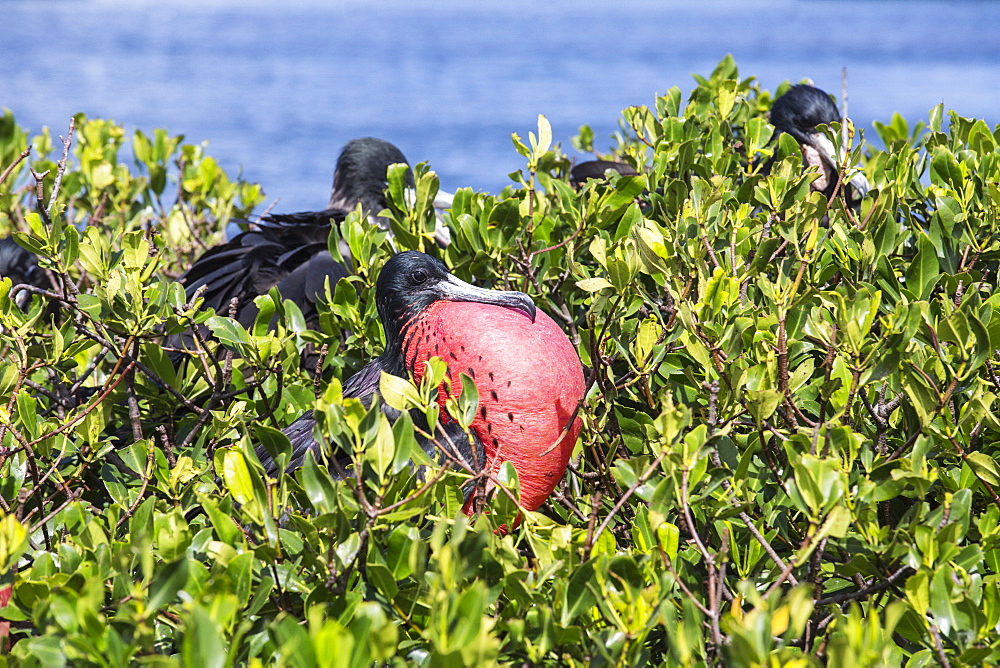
<box><xmin>380</xmin><ymin>312</ymin><xmax>420</xmax><ymax>379</ymax></box>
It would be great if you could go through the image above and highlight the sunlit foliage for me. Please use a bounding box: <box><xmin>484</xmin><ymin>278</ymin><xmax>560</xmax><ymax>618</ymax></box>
<box><xmin>2</xmin><ymin>56</ymin><xmax>1000</xmax><ymax>665</ymax></box>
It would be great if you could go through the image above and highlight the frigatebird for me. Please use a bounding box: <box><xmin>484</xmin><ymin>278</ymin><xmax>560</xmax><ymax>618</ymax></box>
<box><xmin>260</xmin><ymin>251</ymin><xmax>586</xmax><ymax>513</ymax></box>
<box><xmin>569</xmin><ymin>160</ymin><xmax>638</xmax><ymax>189</ymax></box>
<box><xmin>0</xmin><ymin>235</ymin><xmax>52</xmax><ymax>309</ymax></box>
<box><xmin>174</xmin><ymin>137</ymin><xmax>452</xmax><ymax>336</ymax></box>
<box><xmin>768</xmin><ymin>84</ymin><xmax>870</xmax><ymax>209</ymax></box>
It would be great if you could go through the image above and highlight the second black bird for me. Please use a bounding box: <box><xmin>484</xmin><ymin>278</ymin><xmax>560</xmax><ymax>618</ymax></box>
<box><xmin>173</xmin><ymin>137</ymin><xmax>451</xmax><ymax>351</ymax></box>
<box><xmin>768</xmin><ymin>84</ymin><xmax>870</xmax><ymax>209</ymax></box>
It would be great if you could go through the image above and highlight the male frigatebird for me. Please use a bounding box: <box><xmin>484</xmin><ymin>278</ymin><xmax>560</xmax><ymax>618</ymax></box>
<box><xmin>174</xmin><ymin>137</ymin><xmax>452</xmax><ymax>335</ymax></box>
<box><xmin>261</xmin><ymin>251</ymin><xmax>586</xmax><ymax>513</ymax></box>
<box><xmin>768</xmin><ymin>84</ymin><xmax>870</xmax><ymax>209</ymax></box>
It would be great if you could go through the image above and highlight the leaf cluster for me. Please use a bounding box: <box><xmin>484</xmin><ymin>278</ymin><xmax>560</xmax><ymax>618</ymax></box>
<box><xmin>3</xmin><ymin>56</ymin><xmax>1000</xmax><ymax>665</ymax></box>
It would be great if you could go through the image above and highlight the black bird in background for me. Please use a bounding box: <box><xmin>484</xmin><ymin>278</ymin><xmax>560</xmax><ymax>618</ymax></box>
<box><xmin>768</xmin><ymin>84</ymin><xmax>870</xmax><ymax>209</ymax></box>
<box><xmin>0</xmin><ymin>235</ymin><xmax>52</xmax><ymax>309</ymax></box>
<box><xmin>173</xmin><ymin>137</ymin><xmax>453</xmax><ymax>343</ymax></box>
<box><xmin>568</xmin><ymin>160</ymin><xmax>638</xmax><ymax>189</ymax></box>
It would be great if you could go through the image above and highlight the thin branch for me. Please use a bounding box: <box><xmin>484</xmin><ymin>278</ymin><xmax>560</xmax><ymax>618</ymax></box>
<box><xmin>738</xmin><ymin>511</ymin><xmax>799</xmax><ymax>587</ymax></box>
<box><xmin>47</xmin><ymin>117</ymin><xmax>76</xmax><ymax>211</ymax></box>
<box><xmin>0</xmin><ymin>147</ymin><xmax>31</xmax><ymax>187</ymax></box>
<box><xmin>928</xmin><ymin>620</ymin><xmax>952</xmax><ymax>668</ymax></box>
<box><xmin>116</xmin><ymin>443</ymin><xmax>157</xmax><ymax>529</ymax></box>
<box><xmin>26</xmin><ymin>360</ymin><xmax>134</xmax><ymax>449</ymax></box>
<box><xmin>785</xmin><ymin>550</ymin><xmax>908</xmax><ymax>610</ymax></box>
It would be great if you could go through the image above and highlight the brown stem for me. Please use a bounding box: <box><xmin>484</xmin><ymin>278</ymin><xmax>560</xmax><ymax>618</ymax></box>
<box><xmin>0</xmin><ymin>147</ymin><xmax>31</xmax><ymax>187</ymax></box>
<box><xmin>47</xmin><ymin>118</ymin><xmax>76</xmax><ymax>211</ymax></box>
<box><xmin>116</xmin><ymin>443</ymin><xmax>157</xmax><ymax>529</ymax></box>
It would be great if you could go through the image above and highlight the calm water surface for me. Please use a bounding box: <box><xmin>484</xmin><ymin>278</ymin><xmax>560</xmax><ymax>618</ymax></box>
<box><xmin>1</xmin><ymin>0</ymin><xmax>998</xmax><ymax>211</ymax></box>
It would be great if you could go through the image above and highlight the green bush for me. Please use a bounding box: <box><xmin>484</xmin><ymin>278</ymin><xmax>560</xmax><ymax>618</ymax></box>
<box><xmin>2</xmin><ymin>55</ymin><xmax>1000</xmax><ymax>665</ymax></box>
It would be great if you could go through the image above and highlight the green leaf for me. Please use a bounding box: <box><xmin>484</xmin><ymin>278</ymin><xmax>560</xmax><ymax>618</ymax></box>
<box><xmin>153</xmin><ymin>508</ymin><xmax>192</xmax><ymax>563</ymax></box>
<box><xmin>656</xmin><ymin>521</ymin><xmax>680</xmax><ymax>560</ymax></box>
<box><xmin>379</xmin><ymin>371</ymin><xmax>422</xmax><ymax>411</ymax></box>
<box><xmin>299</xmin><ymin>450</ymin><xmax>340</xmax><ymax>516</ymax></box>
<box><xmin>366</xmin><ymin>562</ymin><xmax>398</xmax><ymax>599</ymax></box>
<box><xmin>197</xmin><ymin>493</ymin><xmax>241</xmax><ymax>545</ymax></box>
<box><xmin>0</xmin><ymin>515</ymin><xmax>28</xmax><ymax>574</ymax></box>
<box><xmin>206</xmin><ymin>315</ymin><xmax>251</xmax><ymax>347</ymax></box>
<box><xmin>930</xmin><ymin>146</ymin><xmax>963</xmax><ymax>192</ymax></box>
<box><xmin>576</xmin><ymin>277</ymin><xmax>614</xmax><ymax>292</ymax></box>
<box><xmin>715</xmin><ymin>79</ymin><xmax>738</xmax><ymax>119</ymax></box>
<box><xmin>510</xmin><ymin>132</ymin><xmax>529</xmax><ymax>158</ymax></box>
<box><xmin>789</xmin><ymin>455</ymin><xmax>846</xmax><ymax>519</ymax></box>
<box><xmin>368</xmin><ymin>415</ymin><xmax>395</xmax><ymax>477</ymax></box>
<box><xmin>746</xmin><ymin>389</ymin><xmax>782</xmax><ymax>422</ymax></box>
<box><xmin>455</xmin><ymin>372</ymin><xmax>480</xmax><ymax>428</ymax></box>
<box><xmin>386</xmin><ymin>526</ymin><xmax>418</xmax><ymax>580</ymax></box>
<box><xmin>904</xmin><ymin>234</ymin><xmax>939</xmax><ymax>301</ymax></box>
<box><xmin>634</xmin><ymin>317</ymin><xmax>661</xmax><ymax>364</ymax></box>
<box><xmin>966</xmin><ymin>452</ymin><xmax>1000</xmax><ymax>487</ymax></box>
<box><xmin>536</xmin><ymin>114</ymin><xmax>552</xmax><ymax>156</ymax></box>
<box><xmin>146</xmin><ymin>558</ymin><xmax>189</xmax><ymax>611</ymax></box>
<box><xmin>221</xmin><ymin>448</ymin><xmax>264</xmax><ymax>522</ymax></box>
<box><xmin>905</xmin><ymin>570</ymin><xmax>930</xmax><ymax>617</ymax></box>
<box><xmin>182</xmin><ymin>605</ymin><xmax>226</xmax><ymax>668</ymax></box>
<box><xmin>561</xmin><ymin>559</ymin><xmax>598</xmax><ymax>625</ymax></box>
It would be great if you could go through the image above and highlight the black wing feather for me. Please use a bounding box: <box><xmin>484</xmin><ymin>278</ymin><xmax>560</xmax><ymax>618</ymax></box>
<box><xmin>170</xmin><ymin>212</ymin><xmax>350</xmax><ymax>359</ymax></box>
<box><xmin>260</xmin><ymin>355</ymin><xmax>485</xmax><ymax>482</ymax></box>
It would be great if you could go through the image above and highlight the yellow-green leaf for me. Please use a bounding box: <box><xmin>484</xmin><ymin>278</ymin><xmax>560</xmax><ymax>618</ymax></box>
<box><xmin>576</xmin><ymin>277</ymin><xmax>614</xmax><ymax>292</ymax></box>
<box><xmin>379</xmin><ymin>371</ymin><xmax>422</xmax><ymax>411</ymax></box>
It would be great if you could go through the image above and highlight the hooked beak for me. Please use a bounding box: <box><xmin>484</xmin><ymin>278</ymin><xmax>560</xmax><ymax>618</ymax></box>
<box><xmin>437</xmin><ymin>274</ymin><xmax>536</xmax><ymax>322</ymax></box>
<box><xmin>432</xmin><ymin>189</ymin><xmax>454</xmax><ymax>246</ymax></box>
<box><xmin>847</xmin><ymin>171</ymin><xmax>871</xmax><ymax>199</ymax></box>
<box><xmin>808</xmin><ymin>130</ymin><xmax>871</xmax><ymax>200</ymax></box>
<box><xmin>401</xmin><ymin>186</ymin><xmax>455</xmax><ymax>211</ymax></box>
<box><xmin>432</xmin><ymin>188</ymin><xmax>454</xmax><ymax>210</ymax></box>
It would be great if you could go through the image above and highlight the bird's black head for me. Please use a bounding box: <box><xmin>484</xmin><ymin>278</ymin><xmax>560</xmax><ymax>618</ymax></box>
<box><xmin>375</xmin><ymin>251</ymin><xmax>536</xmax><ymax>353</ymax></box>
<box><xmin>769</xmin><ymin>84</ymin><xmax>840</xmax><ymax>145</ymax></box>
<box><xmin>328</xmin><ymin>137</ymin><xmax>415</xmax><ymax>216</ymax></box>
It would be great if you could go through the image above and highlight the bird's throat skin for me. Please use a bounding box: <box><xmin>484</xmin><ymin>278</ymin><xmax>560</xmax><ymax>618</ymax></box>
<box><xmin>402</xmin><ymin>300</ymin><xmax>585</xmax><ymax>512</ymax></box>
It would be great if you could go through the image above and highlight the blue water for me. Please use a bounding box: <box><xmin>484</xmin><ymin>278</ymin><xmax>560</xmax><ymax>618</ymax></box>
<box><xmin>2</xmin><ymin>0</ymin><xmax>999</xmax><ymax>213</ymax></box>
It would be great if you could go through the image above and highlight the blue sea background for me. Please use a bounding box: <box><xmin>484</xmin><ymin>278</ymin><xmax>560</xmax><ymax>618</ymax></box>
<box><xmin>1</xmin><ymin>0</ymin><xmax>998</xmax><ymax>213</ymax></box>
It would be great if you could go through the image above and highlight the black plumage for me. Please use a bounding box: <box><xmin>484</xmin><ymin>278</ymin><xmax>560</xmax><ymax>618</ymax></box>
<box><xmin>769</xmin><ymin>84</ymin><xmax>841</xmax><ymax>148</ymax></box>
<box><xmin>176</xmin><ymin>217</ymin><xmax>350</xmax><ymax>330</ymax></box>
<box><xmin>768</xmin><ymin>84</ymin><xmax>870</xmax><ymax>208</ymax></box>
<box><xmin>257</xmin><ymin>251</ymin><xmax>536</xmax><ymax>478</ymax></box>
<box><xmin>569</xmin><ymin>160</ymin><xmax>638</xmax><ymax>189</ymax></box>
<box><xmin>0</xmin><ymin>235</ymin><xmax>52</xmax><ymax>309</ymax></box>
<box><xmin>176</xmin><ymin>137</ymin><xmax>413</xmax><ymax>333</ymax></box>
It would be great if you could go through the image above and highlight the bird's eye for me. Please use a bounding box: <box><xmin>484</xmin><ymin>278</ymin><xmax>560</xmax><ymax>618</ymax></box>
<box><xmin>411</xmin><ymin>269</ymin><xmax>428</xmax><ymax>283</ymax></box>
